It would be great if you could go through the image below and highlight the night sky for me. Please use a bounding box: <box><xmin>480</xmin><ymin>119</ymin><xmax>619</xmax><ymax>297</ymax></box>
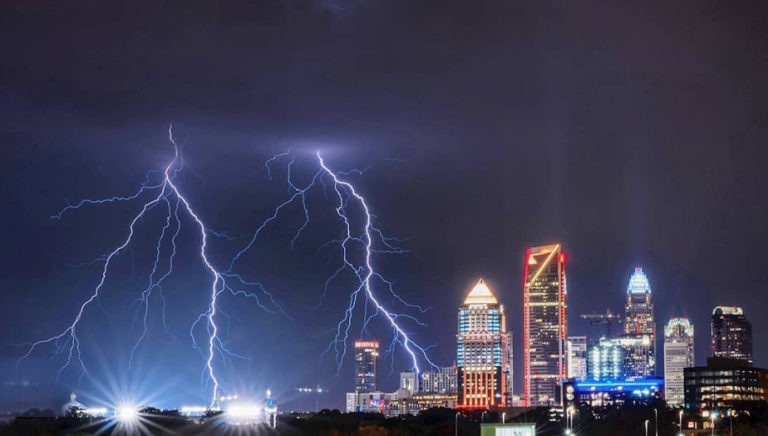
<box><xmin>2</xmin><ymin>0</ymin><xmax>768</xmax><ymax>412</ymax></box>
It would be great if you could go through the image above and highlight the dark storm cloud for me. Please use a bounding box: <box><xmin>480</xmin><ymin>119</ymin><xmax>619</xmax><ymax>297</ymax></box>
<box><xmin>2</xmin><ymin>0</ymin><xmax>768</xmax><ymax>410</ymax></box>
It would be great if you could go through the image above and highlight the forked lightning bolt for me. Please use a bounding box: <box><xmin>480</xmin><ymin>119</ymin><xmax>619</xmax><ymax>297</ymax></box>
<box><xmin>18</xmin><ymin>126</ymin><xmax>281</xmax><ymax>406</ymax></box>
<box><xmin>234</xmin><ymin>150</ymin><xmax>436</xmax><ymax>373</ymax></box>
<box><xmin>19</xmin><ymin>134</ymin><xmax>434</xmax><ymax>405</ymax></box>
<box><xmin>316</xmin><ymin>152</ymin><xmax>436</xmax><ymax>374</ymax></box>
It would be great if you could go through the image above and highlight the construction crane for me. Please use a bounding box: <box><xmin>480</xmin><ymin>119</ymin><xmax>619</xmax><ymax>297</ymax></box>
<box><xmin>580</xmin><ymin>309</ymin><xmax>623</xmax><ymax>339</ymax></box>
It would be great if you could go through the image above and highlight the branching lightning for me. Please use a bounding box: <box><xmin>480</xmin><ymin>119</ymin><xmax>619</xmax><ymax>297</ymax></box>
<box><xmin>316</xmin><ymin>152</ymin><xmax>436</xmax><ymax>374</ymax></box>
<box><xmin>231</xmin><ymin>150</ymin><xmax>436</xmax><ymax>373</ymax></box>
<box><xmin>19</xmin><ymin>132</ymin><xmax>435</xmax><ymax>406</ymax></box>
<box><xmin>19</xmin><ymin>126</ymin><xmax>282</xmax><ymax>407</ymax></box>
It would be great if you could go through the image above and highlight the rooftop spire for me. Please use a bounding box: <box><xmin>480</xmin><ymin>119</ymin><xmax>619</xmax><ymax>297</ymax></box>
<box><xmin>627</xmin><ymin>266</ymin><xmax>651</xmax><ymax>293</ymax></box>
<box><xmin>464</xmin><ymin>278</ymin><xmax>498</xmax><ymax>305</ymax></box>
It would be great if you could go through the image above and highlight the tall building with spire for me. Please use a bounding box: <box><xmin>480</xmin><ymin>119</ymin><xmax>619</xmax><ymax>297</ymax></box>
<box><xmin>621</xmin><ymin>267</ymin><xmax>656</xmax><ymax>379</ymax></box>
<box><xmin>664</xmin><ymin>317</ymin><xmax>694</xmax><ymax>405</ymax></box>
<box><xmin>457</xmin><ymin>279</ymin><xmax>510</xmax><ymax>409</ymax></box>
<box><xmin>523</xmin><ymin>243</ymin><xmax>567</xmax><ymax>407</ymax></box>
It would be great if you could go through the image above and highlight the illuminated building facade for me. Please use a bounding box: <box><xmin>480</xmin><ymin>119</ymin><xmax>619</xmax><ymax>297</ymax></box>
<box><xmin>523</xmin><ymin>243</ymin><xmax>567</xmax><ymax>407</ymax></box>
<box><xmin>411</xmin><ymin>392</ymin><xmax>458</xmax><ymax>409</ymax></box>
<box><xmin>621</xmin><ymin>267</ymin><xmax>656</xmax><ymax>378</ymax></box>
<box><xmin>505</xmin><ymin>334</ymin><xmax>513</xmax><ymax>405</ymax></box>
<box><xmin>563</xmin><ymin>379</ymin><xmax>664</xmax><ymax>410</ymax></box>
<box><xmin>621</xmin><ymin>335</ymin><xmax>655</xmax><ymax>380</ymax></box>
<box><xmin>457</xmin><ymin>279</ymin><xmax>510</xmax><ymax>409</ymax></box>
<box><xmin>421</xmin><ymin>365</ymin><xmax>458</xmax><ymax>394</ymax></box>
<box><xmin>399</xmin><ymin>372</ymin><xmax>418</xmax><ymax>395</ymax></box>
<box><xmin>684</xmin><ymin>357</ymin><xmax>768</xmax><ymax>412</ymax></box>
<box><xmin>587</xmin><ymin>337</ymin><xmax>624</xmax><ymax>381</ymax></box>
<box><xmin>712</xmin><ymin>306</ymin><xmax>753</xmax><ymax>365</ymax></box>
<box><xmin>664</xmin><ymin>317</ymin><xmax>695</xmax><ymax>406</ymax></box>
<box><xmin>567</xmin><ymin>336</ymin><xmax>588</xmax><ymax>381</ymax></box>
<box><xmin>354</xmin><ymin>340</ymin><xmax>379</xmax><ymax>393</ymax></box>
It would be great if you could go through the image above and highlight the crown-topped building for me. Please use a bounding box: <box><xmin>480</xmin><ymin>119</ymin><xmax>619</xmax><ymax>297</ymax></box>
<box><xmin>621</xmin><ymin>267</ymin><xmax>656</xmax><ymax>379</ymax></box>
<box><xmin>457</xmin><ymin>279</ymin><xmax>511</xmax><ymax>409</ymax></box>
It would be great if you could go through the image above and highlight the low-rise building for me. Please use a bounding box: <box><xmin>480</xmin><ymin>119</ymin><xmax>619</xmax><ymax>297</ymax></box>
<box><xmin>563</xmin><ymin>378</ymin><xmax>664</xmax><ymax>410</ymax></box>
<box><xmin>683</xmin><ymin>357</ymin><xmax>768</xmax><ymax>413</ymax></box>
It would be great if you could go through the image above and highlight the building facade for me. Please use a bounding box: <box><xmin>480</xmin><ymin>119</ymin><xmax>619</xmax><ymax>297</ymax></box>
<box><xmin>400</xmin><ymin>372</ymin><xmax>418</xmax><ymax>395</ymax></box>
<box><xmin>621</xmin><ymin>267</ymin><xmax>656</xmax><ymax>378</ymax></box>
<box><xmin>421</xmin><ymin>366</ymin><xmax>457</xmax><ymax>394</ymax></box>
<box><xmin>712</xmin><ymin>306</ymin><xmax>753</xmax><ymax>365</ymax></box>
<box><xmin>684</xmin><ymin>357</ymin><xmax>768</xmax><ymax>412</ymax></box>
<box><xmin>354</xmin><ymin>340</ymin><xmax>379</xmax><ymax>393</ymax></box>
<box><xmin>664</xmin><ymin>317</ymin><xmax>695</xmax><ymax>406</ymax></box>
<box><xmin>587</xmin><ymin>337</ymin><xmax>624</xmax><ymax>381</ymax></box>
<box><xmin>523</xmin><ymin>243</ymin><xmax>567</xmax><ymax>407</ymax></box>
<box><xmin>564</xmin><ymin>379</ymin><xmax>664</xmax><ymax>410</ymax></box>
<box><xmin>567</xmin><ymin>336</ymin><xmax>588</xmax><ymax>381</ymax></box>
<box><xmin>457</xmin><ymin>279</ymin><xmax>510</xmax><ymax>409</ymax></box>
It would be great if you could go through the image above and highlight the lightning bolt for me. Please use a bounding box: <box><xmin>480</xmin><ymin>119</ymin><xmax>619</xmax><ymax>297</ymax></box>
<box><xmin>19</xmin><ymin>134</ymin><xmax>434</xmax><ymax>405</ymax></box>
<box><xmin>316</xmin><ymin>152</ymin><xmax>435</xmax><ymax>373</ymax></box>
<box><xmin>223</xmin><ymin>150</ymin><xmax>436</xmax><ymax>373</ymax></box>
<box><xmin>18</xmin><ymin>126</ymin><xmax>282</xmax><ymax>407</ymax></box>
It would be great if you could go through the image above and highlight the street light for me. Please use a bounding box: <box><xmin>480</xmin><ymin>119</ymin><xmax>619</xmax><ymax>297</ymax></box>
<box><xmin>728</xmin><ymin>410</ymin><xmax>733</xmax><ymax>436</ymax></box>
<box><xmin>455</xmin><ymin>412</ymin><xmax>460</xmax><ymax>436</ymax></box>
<box><xmin>678</xmin><ymin>410</ymin><xmax>684</xmax><ymax>436</ymax></box>
<box><xmin>654</xmin><ymin>408</ymin><xmax>658</xmax><ymax>436</ymax></box>
<box><xmin>645</xmin><ymin>419</ymin><xmax>649</xmax><ymax>436</ymax></box>
<box><xmin>711</xmin><ymin>411</ymin><xmax>717</xmax><ymax>436</ymax></box>
<box><xmin>502</xmin><ymin>411</ymin><xmax>506</xmax><ymax>424</ymax></box>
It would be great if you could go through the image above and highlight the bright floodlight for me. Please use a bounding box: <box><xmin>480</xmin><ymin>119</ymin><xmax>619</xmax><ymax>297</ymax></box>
<box><xmin>225</xmin><ymin>403</ymin><xmax>262</xmax><ymax>425</ymax></box>
<box><xmin>115</xmin><ymin>404</ymin><xmax>139</xmax><ymax>422</ymax></box>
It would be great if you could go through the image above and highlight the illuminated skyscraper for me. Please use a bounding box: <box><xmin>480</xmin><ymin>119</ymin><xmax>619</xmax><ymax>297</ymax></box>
<box><xmin>567</xmin><ymin>336</ymin><xmax>588</xmax><ymax>381</ymax></box>
<box><xmin>354</xmin><ymin>340</ymin><xmax>379</xmax><ymax>393</ymax></box>
<box><xmin>712</xmin><ymin>306</ymin><xmax>753</xmax><ymax>365</ymax></box>
<box><xmin>624</xmin><ymin>267</ymin><xmax>655</xmax><ymax>336</ymax></box>
<box><xmin>621</xmin><ymin>267</ymin><xmax>656</xmax><ymax>378</ymax></box>
<box><xmin>523</xmin><ymin>243</ymin><xmax>567</xmax><ymax>407</ymax></box>
<box><xmin>587</xmin><ymin>337</ymin><xmax>624</xmax><ymax>381</ymax></box>
<box><xmin>663</xmin><ymin>317</ymin><xmax>694</xmax><ymax>406</ymax></box>
<box><xmin>457</xmin><ymin>279</ymin><xmax>510</xmax><ymax>409</ymax></box>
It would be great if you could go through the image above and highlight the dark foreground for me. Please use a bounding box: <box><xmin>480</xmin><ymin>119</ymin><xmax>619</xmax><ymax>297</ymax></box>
<box><xmin>1</xmin><ymin>406</ymin><xmax>767</xmax><ymax>435</ymax></box>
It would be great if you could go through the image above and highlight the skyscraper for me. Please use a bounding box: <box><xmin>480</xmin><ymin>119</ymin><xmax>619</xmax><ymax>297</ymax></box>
<box><xmin>621</xmin><ymin>267</ymin><xmax>656</xmax><ymax>378</ymax></box>
<box><xmin>354</xmin><ymin>340</ymin><xmax>379</xmax><ymax>393</ymax></box>
<box><xmin>712</xmin><ymin>306</ymin><xmax>753</xmax><ymax>365</ymax></box>
<box><xmin>523</xmin><ymin>243</ymin><xmax>567</xmax><ymax>407</ymax></box>
<box><xmin>505</xmin><ymin>333</ymin><xmax>514</xmax><ymax>405</ymax></box>
<box><xmin>457</xmin><ymin>278</ymin><xmax>510</xmax><ymax>409</ymax></box>
<box><xmin>567</xmin><ymin>336</ymin><xmax>588</xmax><ymax>381</ymax></box>
<box><xmin>587</xmin><ymin>337</ymin><xmax>624</xmax><ymax>381</ymax></box>
<box><xmin>664</xmin><ymin>317</ymin><xmax>694</xmax><ymax>406</ymax></box>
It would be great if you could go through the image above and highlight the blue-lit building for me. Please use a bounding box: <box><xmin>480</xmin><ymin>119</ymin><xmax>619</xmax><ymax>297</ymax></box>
<box><xmin>622</xmin><ymin>267</ymin><xmax>656</xmax><ymax>378</ymax></box>
<box><xmin>563</xmin><ymin>379</ymin><xmax>664</xmax><ymax>409</ymax></box>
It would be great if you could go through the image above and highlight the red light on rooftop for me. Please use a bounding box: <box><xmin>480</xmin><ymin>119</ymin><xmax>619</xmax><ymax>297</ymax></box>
<box><xmin>559</xmin><ymin>253</ymin><xmax>566</xmax><ymax>263</ymax></box>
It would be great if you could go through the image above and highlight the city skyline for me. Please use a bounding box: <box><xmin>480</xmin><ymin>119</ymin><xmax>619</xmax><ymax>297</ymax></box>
<box><xmin>3</xmin><ymin>0</ymin><xmax>768</xmax><ymax>415</ymax></box>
